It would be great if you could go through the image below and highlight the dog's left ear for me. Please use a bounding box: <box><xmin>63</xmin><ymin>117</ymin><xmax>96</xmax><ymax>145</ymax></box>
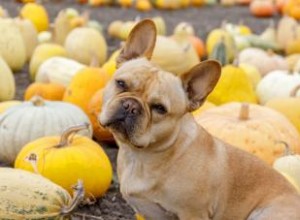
<box><xmin>116</xmin><ymin>19</ymin><xmax>157</xmax><ymax>67</ymax></box>
<box><xmin>181</xmin><ymin>60</ymin><xmax>221</xmax><ymax>112</ymax></box>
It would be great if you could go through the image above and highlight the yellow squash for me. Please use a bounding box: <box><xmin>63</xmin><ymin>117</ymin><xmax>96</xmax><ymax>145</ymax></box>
<box><xmin>0</xmin><ymin>168</ymin><xmax>83</xmax><ymax>219</ymax></box>
<box><xmin>207</xmin><ymin>64</ymin><xmax>257</xmax><ymax>105</ymax></box>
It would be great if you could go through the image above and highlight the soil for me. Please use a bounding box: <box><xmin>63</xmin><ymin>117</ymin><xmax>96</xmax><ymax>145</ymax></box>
<box><xmin>0</xmin><ymin>0</ymin><xmax>280</xmax><ymax>219</ymax></box>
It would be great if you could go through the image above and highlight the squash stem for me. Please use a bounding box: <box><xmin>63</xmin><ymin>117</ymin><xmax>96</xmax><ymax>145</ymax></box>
<box><xmin>276</xmin><ymin>141</ymin><xmax>293</xmax><ymax>156</ymax></box>
<box><xmin>239</xmin><ymin>103</ymin><xmax>249</xmax><ymax>120</ymax></box>
<box><xmin>61</xmin><ymin>180</ymin><xmax>85</xmax><ymax>216</ymax></box>
<box><xmin>290</xmin><ymin>84</ymin><xmax>300</xmax><ymax>97</ymax></box>
<box><xmin>30</xmin><ymin>96</ymin><xmax>45</xmax><ymax>107</ymax></box>
<box><xmin>57</xmin><ymin>123</ymin><xmax>90</xmax><ymax>148</ymax></box>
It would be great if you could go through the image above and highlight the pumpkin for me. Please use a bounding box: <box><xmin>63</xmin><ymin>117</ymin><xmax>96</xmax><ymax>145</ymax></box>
<box><xmin>172</xmin><ymin>24</ymin><xmax>200</xmax><ymax>69</ymax></box>
<box><xmin>250</xmin><ymin>0</ymin><xmax>276</xmax><ymax>17</ymax></box>
<box><xmin>277</xmin><ymin>16</ymin><xmax>299</xmax><ymax>49</ymax></box>
<box><xmin>15</xmin><ymin>124</ymin><xmax>113</xmax><ymax>198</ymax></box>
<box><xmin>265</xmin><ymin>85</ymin><xmax>300</xmax><ymax>134</ymax></box>
<box><xmin>238</xmin><ymin>48</ymin><xmax>288</xmax><ymax>76</ymax></box>
<box><xmin>38</xmin><ymin>31</ymin><xmax>52</xmax><ymax>44</ymax></box>
<box><xmin>63</xmin><ymin>67</ymin><xmax>111</xmax><ymax>114</ymax></box>
<box><xmin>173</xmin><ymin>22</ymin><xmax>195</xmax><ymax>36</ymax></box>
<box><xmin>88</xmin><ymin>89</ymin><xmax>114</xmax><ymax>142</ymax></box>
<box><xmin>239</xmin><ymin>63</ymin><xmax>262</xmax><ymax>89</ymax></box>
<box><xmin>283</xmin><ymin>0</ymin><xmax>300</xmax><ymax>19</ymax></box>
<box><xmin>189</xmin><ymin>35</ymin><xmax>206</xmax><ymax>58</ymax></box>
<box><xmin>151</xmin><ymin>36</ymin><xmax>199</xmax><ymax>76</ymax></box>
<box><xmin>273</xmin><ymin>144</ymin><xmax>300</xmax><ymax>192</ymax></box>
<box><xmin>108</xmin><ymin>20</ymin><xmax>124</xmax><ymax>38</ymax></box>
<box><xmin>285</xmin><ymin>25</ymin><xmax>300</xmax><ymax>55</ymax></box>
<box><xmin>286</xmin><ymin>53</ymin><xmax>300</xmax><ymax>71</ymax></box>
<box><xmin>64</xmin><ymin>27</ymin><xmax>107</xmax><ymax>66</ymax></box>
<box><xmin>0</xmin><ymin>96</ymin><xmax>92</xmax><ymax>165</ymax></box>
<box><xmin>207</xmin><ymin>63</ymin><xmax>257</xmax><ymax>105</ymax></box>
<box><xmin>53</xmin><ymin>8</ymin><xmax>89</xmax><ymax>45</ymax></box>
<box><xmin>276</xmin><ymin>0</ymin><xmax>288</xmax><ymax>13</ymax></box>
<box><xmin>24</xmin><ymin>82</ymin><xmax>66</xmax><ymax>101</ymax></box>
<box><xmin>206</xmin><ymin>27</ymin><xmax>236</xmax><ymax>62</ymax></box>
<box><xmin>102</xmin><ymin>50</ymin><xmax>120</xmax><ymax>77</ymax></box>
<box><xmin>209</xmin><ymin>38</ymin><xmax>229</xmax><ymax>66</ymax></box>
<box><xmin>30</xmin><ymin>43</ymin><xmax>67</xmax><ymax>81</ymax></box>
<box><xmin>0</xmin><ymin>101</ymin><xmax>21</xmax><ymax>114</ymax></box>
<box><xmin>221</xmin><ymin>0</ymin><xmax>235</xmax><ymax>6</ymax></box>
<box><xmin>35</xmin><ymin>57</ymin><xmax>86</xmax><ymax>87</ymax></box>
<box><xmin>0</xmin><ymin>168</ymin><xmax>84</xmax><ymax>219</ymax></box>
<box><xmin>236</xmin><ymin>0</ymin><xmax>251</xmax><ymax>4</ymax></box>
<box><xmin>195</xmin><ymin>103</ymin><xmax>300</xmax><ymax>165</ymax></box>
<box><xmin>256</xmin><ymin>70</ymin><xmax>300</xmax><ymax>104</ymax></box>
<box><xmin>191</xmin><ymin>0</ymin><xmax>205</xmax><ymax>6</ymax></box>
<box><xmin>0</xmin><ymin>19</ymin><xmax>26</xmax><ymax>71</ymax></box>
<box><xmin>20</xmin><ymin>3</ymin><xmax>49</xmax><ymax>32</ymax></box>
<box><xmin>0</xmin><ymin>57</ymin><xmax>15</xmax><ymax>101</ymax></box>
<box><xmin>14</xmin><ymin>18</ymin><xmax>38</xmax><ymax>61</ymax></box>
<box><xmin>136</xmin><ymin>0</ymin><xmax>152</xmax><ymax>11</ymax></box>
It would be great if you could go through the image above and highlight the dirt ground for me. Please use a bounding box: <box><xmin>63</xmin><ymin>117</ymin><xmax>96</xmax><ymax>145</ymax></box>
<box><xmin>1</xmin><ymin>0</ymin><xmax>280</xmax><ymax>219</ymax></box>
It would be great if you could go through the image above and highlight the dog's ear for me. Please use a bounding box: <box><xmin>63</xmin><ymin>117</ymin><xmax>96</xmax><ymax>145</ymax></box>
<box><xmin>181</xmin><ymin>60</ymin><xmax>221</xmax><ymax>112</ymax></box>
<box><xmin>116</xmin><ymin>19</ymin><xmax>157</xmax><ymax>67</ymax></box>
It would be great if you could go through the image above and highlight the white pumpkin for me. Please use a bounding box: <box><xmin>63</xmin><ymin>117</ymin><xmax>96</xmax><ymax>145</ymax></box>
<box><xmin>0</xmin><ymin>19</ymin><xmax>26</xmax><ymax>71</ymax></box>
<box><xmin>0</xmin><ymin>168</ymin><xmax>83</xmax><ymax>219</ymax></box>
<box><xmin>35</xmin><ymin>57</ymin><xmax>86</xmax><ymax>87</ymax></box>
<box><xmin>152</xmin><ymin>36</ymin><xmax>198</xmax><ymax>76</ymax></box>
<box><xmin>0</xmin><ymin>96</ymin><xmax>92</xmax><ymax>164</ymax></box>
<box><xmin>256</xmin><ymin>70</ymin><xmax>300</xmax><ymax>104</ymax></box>
<box><xmin>238</xmin><ymin>48</ymin><xmax>288</xmax><ymax>76</ymax></box>
<box><xmin>273</xmin><ymin>145</ymin><xmax>300</xmax><ymax>193</ymax></box>
<box><xmin>64</xmin><ymin>27</ymin><xmax>107</xmax><ymax>65</ymax></box>
<box><xmin>14</xmin><ymin>18</ymin><xmax>38</xmax><ymax>61</ymax></box>
<box><xmin>0</xmin><ymin>57</ymin><xmax>15</xmax><ymax>101</ymax></box>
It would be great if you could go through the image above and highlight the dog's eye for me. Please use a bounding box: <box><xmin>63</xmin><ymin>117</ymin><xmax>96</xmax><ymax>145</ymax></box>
<box><xmin>115</xmin><ymin>79</ymin><xmax>127</xmax><ymax>90</ymax></box>
<box><xmin>151</xmin><ymin>104</ymin><xmax>167</xmax><ymax>115</ymax></box>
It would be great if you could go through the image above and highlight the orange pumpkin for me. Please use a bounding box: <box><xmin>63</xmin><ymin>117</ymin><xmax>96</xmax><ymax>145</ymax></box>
<box><xmin>283</xmin><ymin>0</ymin><xmax>300</xmax><ymax>19</ymax></box>
<box><xmin>236</xmin><ymin>0</ymin><xmax>252</xmax><ymax>5</ymax></box>
<box><xmin>276</xmin><ymin>0</ymin><xmax>288</xmax><ymax>13</ymax></box>
<box><xmin>88</xmin><ymin>89</ymin><xmax>114</xmax><ymax>142</ymax></box>
<box><xmin>24</xmin><ymin>83</ymin><xmax>65</xmax><ymax>101</ymax></box>
<box><xmin>250</xmin><ymin>0</ymin><xmax>276</xmax><ymax>17</ymax></box>
<box><xmin>189</xmin><ymin>36</ymin><xmax>206</xmax><ymax>59</ymax></box>
<box><xmin>63</xmin><ymin>67</ymin><xmax>111</xmax><ymax>115</ymax></box>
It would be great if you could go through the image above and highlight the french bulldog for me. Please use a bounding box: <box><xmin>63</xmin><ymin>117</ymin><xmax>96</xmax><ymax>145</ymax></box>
<box><xmin>99</xmin><ymin>19</ymin><xmax>300</xmax><ymax>220</ymax></box>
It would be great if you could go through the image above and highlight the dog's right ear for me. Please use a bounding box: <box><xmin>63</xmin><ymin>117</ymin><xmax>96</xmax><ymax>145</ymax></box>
<box><xmin>116</xmin><ymin>19</ymin><xmax>157</xmax><ymax>68</ymax></box>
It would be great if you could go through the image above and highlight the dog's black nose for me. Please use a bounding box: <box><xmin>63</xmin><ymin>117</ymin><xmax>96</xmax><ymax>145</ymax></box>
<box><xmin>122</xmin><ymin>98</ymin><xmax>141</xmax><ymax>116</ymax></box>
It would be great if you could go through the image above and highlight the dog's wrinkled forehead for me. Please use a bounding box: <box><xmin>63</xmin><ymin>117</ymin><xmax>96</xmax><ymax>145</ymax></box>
<box><xmin>115</xmin><ymin>58</ymin><xmax>186</xmax><ymax>109</ymax></box>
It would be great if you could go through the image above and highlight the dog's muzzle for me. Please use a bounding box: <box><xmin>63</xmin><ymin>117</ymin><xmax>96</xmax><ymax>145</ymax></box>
<box><xmin>103</xmin><ymin>98</ymin><xmax>142</xmax><ymax>136</ymax></box>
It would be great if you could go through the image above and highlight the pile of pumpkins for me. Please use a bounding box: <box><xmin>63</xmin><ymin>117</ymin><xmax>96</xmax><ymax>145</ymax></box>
<box><xmin>15</xmin><ymin>0</ymin><xmax>300</xmax><ymax>19</ymax></box>
<box><xmin>0</xmin><ymin>2</ymin><xmax>300</xmax><ymax>218</ymax></box>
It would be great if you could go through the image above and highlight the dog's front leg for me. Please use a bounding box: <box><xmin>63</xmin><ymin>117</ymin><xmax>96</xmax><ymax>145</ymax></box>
<box><xmin>126</xmin><ymin>197</ymin><xmax>179</xmax><ymax>220</ymax></box>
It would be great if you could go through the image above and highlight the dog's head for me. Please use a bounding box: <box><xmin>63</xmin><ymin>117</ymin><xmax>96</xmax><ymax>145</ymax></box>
<box><xmin>100</xmin><ymin>20</ymin><xmax>221</xmax><ymax>149</ymax></box>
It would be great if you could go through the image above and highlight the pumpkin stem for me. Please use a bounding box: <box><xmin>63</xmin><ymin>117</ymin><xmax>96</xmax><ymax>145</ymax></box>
<box><xmin>276</xmin><ymin>141</ymin><xmax>293</xmax><ymax>156</ymax></box>
<box><xmin>239</xmin><ymin>103</ymin><xmax>249</xmax><ymax>120</ymax></box>
<box><xmin>57</xmin><ymin>123</ymin><xmax>91</xmax><ymax>148</ymax></box>
<box><xmin>30</xmin><ymin>96</ymin><xmax>45</xmax><ymax>107</ymax></box>
<box><xmin>61</xmin><ymin>180</ymin><xmax>85</xmax><ymax>216</ymax></box>
<box><xmin>290</xmin><ymin>84</ymin><xmax>300</xmax><ymax>97</ymax></box>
